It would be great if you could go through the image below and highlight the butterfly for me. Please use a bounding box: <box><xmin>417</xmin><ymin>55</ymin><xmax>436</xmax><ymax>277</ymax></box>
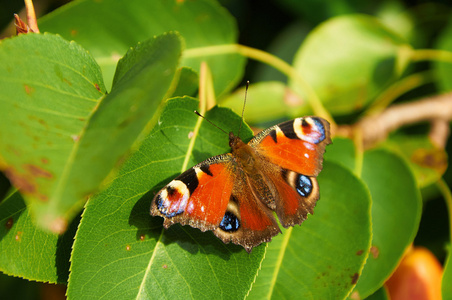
<box><xmin>150</xmin><ymin>115</ymin><xmax>331</xmax><ymax>252</ymax></box>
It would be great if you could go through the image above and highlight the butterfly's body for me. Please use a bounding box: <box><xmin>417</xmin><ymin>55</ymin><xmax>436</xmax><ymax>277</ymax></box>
<box><xmin>151</xmin><ymin>117</ymin><xmax>331</xmax><ymax>252</ymax></box>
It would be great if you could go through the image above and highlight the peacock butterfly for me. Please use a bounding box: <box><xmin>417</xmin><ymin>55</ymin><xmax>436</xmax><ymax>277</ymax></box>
<box><xmin>150</xmin><ymin>108</ymin><xmax>331</xmax><ymax>252</ymax></box>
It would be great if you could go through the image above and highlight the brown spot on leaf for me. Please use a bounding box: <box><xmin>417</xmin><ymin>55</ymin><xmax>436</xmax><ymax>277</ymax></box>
<box><xmin>5</xmin><ymin>218</ymin><xmax>13</xmax><ymax>230</ymax></box>
<box><xmin>24</xmin><ymin>84</ymin><xmax>34</xmax><ymax>95</ymax></box>
<box><xmin>63</xmin><ymin>78</ymin><xmax>72</xmax><ymax>86</ymax></box>
<box><xmin>50</xmin><ymin>218</ymin><xmax>67</xmax><ymax>234</ymax></box>
<box><xmin>4</xmin><ymin>167</ymin><xmax>36</xmax><ymax>193</ymax></box>
<box><xmin>356</xmin><ymin>250</ymin><xmax>364</xmax><ymax>256</ymax></box>
<box><xmin>370</xmin><ymin>245</ymin><xmax>379</xmax><ymax>259</ymax></box>
<box><xmin>41</xmin><ymin>158</ymin><xmax>49</xmax><ymax>164</ymax></box>
<box><xmin>126</xmin><ymin>245</ymin><xmax>131</xmax><ymax>251</ymax></box>
<box><xmin>411</xmin><ymin>148</ymin><xmax>447</xmax><ymax>173</ymax></box>
<box><xmin>24</xmin><ymin>164</ymin><xmax>53</xmax><ymax>178</ymax></box>
<box><xmin>71</xmin><ymin>135</ymin><xmax>80</xmax><ymax>142</ymax></box>
<box><xmin>351</xmin><ymin>273</ymin><xmax>359</xmax><ymax>285</ymax></box>
<box><xmin>70</xmin><ymin>29</ymin><xmax>78</xmax><ymax>36</ymax></box>
<box><xmin>15</xmin><ymin>231</ymin><xmax>22</xmax><ymax>241</ymax></box>
<box><xmin>7</xmin><ymin>145</ymin><xmax>21</xmax><ymax>157</ymax></box>
<box><xmin>162</xmin><ymin>264</ymin><xmax>168</xmax><ymax>269</ymax></box>
<box><xmin>38</xmin><ymin>194</ymin><xmax>49</xmax><ymax>202</ymax></box>
<box><xmin>349</xmin><ymin>291</ymin><xmax>361</xmax><ymax>300</ymax></box>
<box><xmin>95</xmin><ymin>83</ymin><xmax>101</xmax><ymax>92</ymax></box>
<box><xmin>188</xmin><ymin>131</ymin><xmax>194</xmax><ymax>139</ymax></box>
<box><xmin>140</xmin><ymin>235</ymin><xmax>145</xmax><ymax>241</ymax></box>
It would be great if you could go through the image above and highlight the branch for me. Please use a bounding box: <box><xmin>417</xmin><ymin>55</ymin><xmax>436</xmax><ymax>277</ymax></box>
<box><xmin>336</xmin><ymin>92</ymin><xmax>452</xmax><ymax>148</ymax></box>
<box><xmin>14</xmin><ymin>0</ymin><xmax>39</xmax><ymax>35</ymax></box>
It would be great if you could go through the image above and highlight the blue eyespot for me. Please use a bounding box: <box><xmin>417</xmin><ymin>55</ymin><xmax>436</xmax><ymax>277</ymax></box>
<box><xmin>296</xmin><ymin>175</ymin><xmax>313</xmax><ymax>197</ymax></box>
<box><xmin>219</xmin><ymin>211</ymin><xmax>240</xmax><ymax>232</ymax></box>
<box><xmin>312</xmin><ymin>118</ymin><xmax>326</xmax><ymax>143</ymax></box>
<box><xmin>157</xmin><ymin>195</ymin><xmax>184</xmax><ymax>218</ymax></box>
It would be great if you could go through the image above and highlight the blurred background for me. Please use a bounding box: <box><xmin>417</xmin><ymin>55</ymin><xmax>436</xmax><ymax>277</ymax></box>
<box><xmin>1</xmin><ymin>0</ymin><xmax>452</xmax><ymax>298</ymax></box>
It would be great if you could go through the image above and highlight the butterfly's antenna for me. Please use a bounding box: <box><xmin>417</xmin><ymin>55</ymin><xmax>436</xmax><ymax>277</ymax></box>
<box><xmin>237</xmin><ymin>80</ymin><xmax>249</xmax><ymax>138</ymax></box>
<box><xmin>194</xmin><ymin>110</ymin><xmax>229</xmax><ymax>136</ymax></box>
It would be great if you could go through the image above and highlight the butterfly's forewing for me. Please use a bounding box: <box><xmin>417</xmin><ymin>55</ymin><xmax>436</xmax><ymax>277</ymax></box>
<box><xmin>250</xmin><ymin>117</ymin><xmax>331</xmax><ymax>177</ymax></box>
<box><xmin>151</xmin><ymin>154</ymin><xmax>235</xmax><ymax>231</ymax></box>
<box><xmin>250</xmin><ymin>117</ymin><xmax>330</xmax><ymax>227</ymax></box>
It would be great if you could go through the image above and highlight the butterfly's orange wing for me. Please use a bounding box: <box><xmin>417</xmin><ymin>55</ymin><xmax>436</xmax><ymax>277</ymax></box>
<box><xmin>151</xmin><ymin>155</ymin><xmax>234</xmax><ymax>231</ymax></box>
<box><xmin>250</xmin><ymin>117</ymin><xmax>331</xmax><ymax>176</ymax></box>
<box><xmin>249</xmin><ymin>117</ymin><xmax>331</xmax><ymax>227</ymax></box>
<box><xmin>151</xmin><ymin>116</ymin><xmax>331</xmax><ymax>252</ymax></box>
<box><xmin>150</xmin><ymin>154</ymin><xmax>281</xmax><ymax>252</ymax></box>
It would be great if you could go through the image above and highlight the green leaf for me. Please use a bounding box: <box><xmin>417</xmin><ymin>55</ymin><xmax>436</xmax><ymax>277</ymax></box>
<box><xmin>252</xmin><ymin>22</ymin><xmax>311</xmax><ymax>83</ymax></box>
<box><xmin>39</xmin><ymin>0</ymin><xmax>245</xmax><ymax>95</ymax></box>
<box><xmin>0</xmin><ymin>32</ymin><xmax>181</xmax><ymax>232</ymax></box>
<box><xmin>248</xmin><ymin>162</ymin><xmax>371</xmax><ymax>299</ymax></box>
<box><xmin>352</xmin><ymin>149</ymin><xmax>422</xmax><ymax>298</ymax></box>
<box><xmin>324</xmin><ymin>137</ymin><xmax>357</xmax><ymax>174</ymax></box>
<box><xmin>0</xmin><ymin>191</ymin><xmax>76</xmax><ymax>283</ymax></box>
<box><xmin>364</xmin><ymin>286</ymin><xmax>389</xmax><ymax>300</ymax></box>
<box><xmin>220</xmin><ymin>81</ymin><xmax>300</xmax><ymax>125</ymax></box>
<box><xmin>67</xmin><ymin>97</ymin><xmax>263</xmax><ymax>299</ymax></box>
<box><xmin>171</xmin><ymin>67</ymin><xmax>199</xmax><ymax>98</ymax></box>
<box><xmin>0</xmin><ymin>33</ymin><xmax>104</xmax><ymax>231</ymax></box>
<box><xmin>291</xmin><ymin>15</ymin><xmax>411</xmax><ymax>116</ymax></box>
<box><xmin>434</xmin><ymin>20</ymin><xmax>452</xmax><ymax>92</ymax></box>
<box><xmin>383</xmin><ymin>134</ymin><xmax>448</xmax><ymax>187</ymax></box>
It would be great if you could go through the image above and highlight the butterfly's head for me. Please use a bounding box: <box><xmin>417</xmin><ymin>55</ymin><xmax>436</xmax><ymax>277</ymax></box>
<box><xmin>229</xmin><ymin>132</ymin><xmax>245</xmax><ymax>150</ymax></box>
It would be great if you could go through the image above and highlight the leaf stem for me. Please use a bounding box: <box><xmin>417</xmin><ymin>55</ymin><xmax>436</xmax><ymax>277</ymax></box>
<box><xmin>411</xmin><ymin>49</ymin><xmax>452</xmax><ymax>63</ymax></box>
<box><xmin>184</xmin><ymin>44</ymin><xmax>335</xmax><ymax>126</ymax></box>
<box><xmin>180</xmin><ymin>62</ymin><xmax>211</xmax><ymax>172</ymax></box>
<box><xmin>365</xmin><ymin>70</ymin><xmax>437</xmax><ymax>115</ymax></box>
<box><xmin>353</xmin><ymin>127</ymin><xmax>364</xmax><ymax>178</ymax></box>
<box><xmin>24</xmin><ymin>0</ymin><xmax>39</xmax><ymax>33</ymax></box>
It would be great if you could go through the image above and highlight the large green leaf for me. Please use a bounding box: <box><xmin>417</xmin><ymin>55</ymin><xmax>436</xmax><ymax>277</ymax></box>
<box><xmin>247</xmin><ymin>162</ymin><xmax>372</xmax><ymax>299</ymax></box>
<box><xmin>220</xmin><ymin>81</ymin><xmax>298</xmax><ymax>125</ymax></box>
<box><xmin>383</xmin><ymin>134</ymin><xmax>448</xmax><ymax>188</ymax></box>
<box><xmin>0</xmin><ymin>32</ymin><xmax>181</xmax><ymax>232</ymax></box>
<box><xmin>0</xmin><ymin>33</ymin><xmax>104</xmax><ymax>231</ymax></box>
<box><xmin>323</xmin><ymin>137</ymin><xmax>357</xmax><ymax>174</ymax></box>
<box><xmin>291</xmin><ymin>14</ymin><xmax>411</xmax><ymax>116</ymax></box>
<box><xmin>67</xmin><ymin>97</ymin><xmax>264</xmax><ymax>299</ymax></box>
<box><xmin>352</xmin><ymin>149</ymin><xmax>422</xmax><ymax>298</ymax></box>
<box><xmin>39</xmin><ymin>0</ymin><xmax>244</xmax><ymax>95</ymax></box>
<box><xmin>0</xmin><ymin>191</ymin><xmax>75</xmax><ymax>283</ymax></box>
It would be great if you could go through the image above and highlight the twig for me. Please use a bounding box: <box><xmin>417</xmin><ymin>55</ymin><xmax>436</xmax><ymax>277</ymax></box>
<box><xmin>14</xmin><ymin>0</ymin><xmax>39</xmax><ymax>35</ymax></box>
<box><xmin>337</xmin><ymin>92</ymin><xmax>452</xmax><ymax>148</ymax></box>
<box><xmin>25</xmin><ymin>0</ymin><xmax>39</xmax><ymax>33</ymax></box>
